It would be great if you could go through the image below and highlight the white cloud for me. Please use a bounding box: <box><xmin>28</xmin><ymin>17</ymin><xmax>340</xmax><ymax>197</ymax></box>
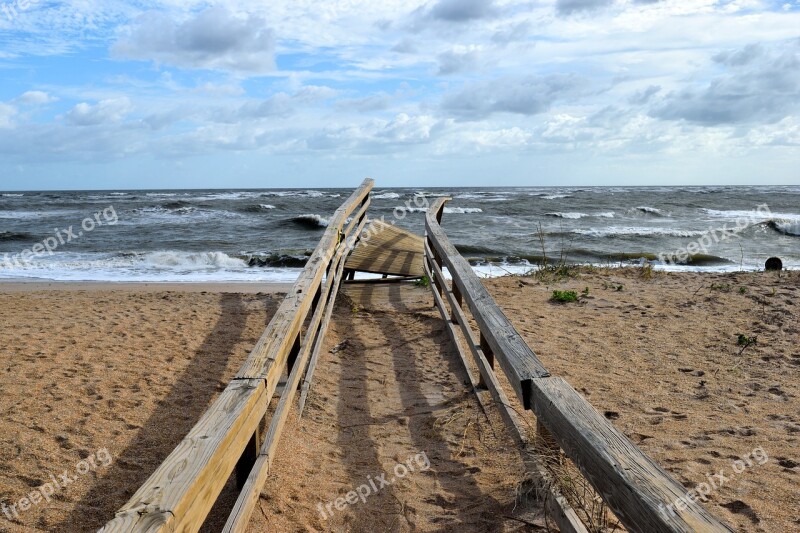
<box><xmin>0</xmin><ymin>103</ymin><xmax>17</xmax><ymax>129</ymax></box>
<box><xmin>65</xmin><ymin>97</ymin><xmax>132</xmax><ymax>126</ymax></box>
<box><xmin>652</xmin><ymin>38</ymin><xmax>800</xmax><ymax>125</ymax></box>
<box><xmin>113</xmin><ymin>7</ymin><xmax>275</xmax><ymax>73</ymax></box>
<box><xmin>441</xmin><ymin>74</ymin><xmax>591</xmax><ymax>119</ymax></box>
<box><xmin>14</xmin><ymin>91</ymin><xmax>58</xmax><ymax>105</ymax></box>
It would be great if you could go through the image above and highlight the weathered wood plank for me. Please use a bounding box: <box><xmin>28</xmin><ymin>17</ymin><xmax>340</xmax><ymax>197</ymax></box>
<box><xmin>345</xmin><ymin>220</ymin><xmax>424</xmax><ymax>277</ymax></box>
<box><xmin>531</xmin><ymin>377</ymin><xmax>733</xmax><ymax>533</ymax></box>
<box><xmin>425</xmin><ymin>198</ymin><xmax>549</xmax><ymax>409</ymax></box>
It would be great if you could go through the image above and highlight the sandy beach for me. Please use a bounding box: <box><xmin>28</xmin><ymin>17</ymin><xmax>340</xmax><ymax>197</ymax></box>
<box><xmin>0</xmin><ymin>270</ymin><xmax>797</xmax><ymax>532</ymax></box>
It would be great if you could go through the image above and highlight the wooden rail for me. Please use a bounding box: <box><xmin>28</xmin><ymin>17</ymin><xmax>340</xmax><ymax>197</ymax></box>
<box><xmin>424</xmin><ymin>197</ymin><xmax>733</xmax><ymax>533</ymax></box>
<box><xmin>101</xmin><ymin>179</ymin><xmax>373</xmax><ymax>532</ymax></box>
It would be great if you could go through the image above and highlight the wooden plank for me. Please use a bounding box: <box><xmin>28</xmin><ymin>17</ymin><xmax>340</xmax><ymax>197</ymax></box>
<box><xmin>224</xmin><ymin>211</ymin><xmax>368</xmax><ymax>532</ymax></box>
<box><xmin>101</xmin><ymin>179</ymin><xmax>373</xmax><ymax>533</ymax></box>
<box><xmin>425</xmin><ymin>198</ymin><xmax>549</xmax><ymax>410</ymax></box>
<box><xmin>345</xmin><ymin>220</ymin><xmax>424</xmax><ymax>277</ymax></box>
<box><xmin>530</xmin><ymin>377</ymin><xmax>733</xmax><ymax>533</ymax></box>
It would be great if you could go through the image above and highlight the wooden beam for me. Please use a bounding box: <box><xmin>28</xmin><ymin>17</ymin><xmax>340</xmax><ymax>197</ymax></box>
<box><xmin>425</xmin><ymin>198</ymin><xmax>549</xmax><ymax>410</ymax></box>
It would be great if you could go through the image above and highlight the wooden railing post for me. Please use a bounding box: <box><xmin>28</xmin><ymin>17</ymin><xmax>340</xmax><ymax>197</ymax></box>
<box><xmin>235</xmin><ymin>425</ymin><xmax>262</xmax><ymax>489</ymax></box>
<box><xmin>477</xmin><ymin>332</ymin><xmax>494</xmax><ymax>389</ymax></box>
<box><xmin>450</xmin><ymin>283</ymin><xmax>462</xmax><ymax>324</ymax></box>
<box><xmin>285</xmin><ymin>333</ymin><xmax>301</xmax><ymax>374</ymax></box>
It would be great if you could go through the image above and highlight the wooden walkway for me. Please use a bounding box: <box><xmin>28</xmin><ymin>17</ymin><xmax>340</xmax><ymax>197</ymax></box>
<box><xmin>344</xmin><ymin>219</ymin><xmax>424</xmax><ymax>278</ymax></box>
<box><xmin>100</xmin><ymin>181</ymin><xmax>732</xmax><ymax>533</ymax></box>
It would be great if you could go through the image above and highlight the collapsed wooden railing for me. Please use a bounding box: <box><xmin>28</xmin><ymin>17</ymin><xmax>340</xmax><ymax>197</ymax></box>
<box><xmin>101</xmin><ymin>179</ymin><xmax>373</xmax><ymax>532</ymax></box>
<box><xmin>424</xmin><ymin>198</ymin><xmax>733</xmax><ymax>533</ymax></box>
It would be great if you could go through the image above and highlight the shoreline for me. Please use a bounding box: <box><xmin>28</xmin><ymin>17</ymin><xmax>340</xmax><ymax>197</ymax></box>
<box><xmin>0</xmin><ymin>265</ymin><xmax>795</xmax><ymax>292</ymax></box>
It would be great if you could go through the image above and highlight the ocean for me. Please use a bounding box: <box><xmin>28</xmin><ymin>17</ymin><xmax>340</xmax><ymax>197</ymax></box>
<box><xmin>0</xmin><ymin>186</ymin><xmax>798</xmax><ymax>282</ymax></box>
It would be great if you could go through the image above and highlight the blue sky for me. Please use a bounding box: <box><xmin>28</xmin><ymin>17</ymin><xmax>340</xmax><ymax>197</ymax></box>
<box><xmin>0</xmin><ymin>0</ymin><xmax>798</xmax><ymax>189</ymax></box>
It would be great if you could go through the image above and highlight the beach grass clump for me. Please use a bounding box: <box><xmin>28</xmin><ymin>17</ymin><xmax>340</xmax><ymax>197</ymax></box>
<box><xmin>711</xmin><ymin>282</ymin><xmax>732</xmax><ymax>292</ymax></box>
<box><xmin>639</xmin><ymin>262</ymin><xmax>654</xmax><ymax>280</ymax></box>
<box><xmin>551</xmin><ymin>289</ymin><xmax>579</xmax><ymax>303</ymax></box>
<box><xmin>737</xmin><ymin>334</ymin><xmax>757</xmax><ymax>347</ymax></box>
<box><xmin>414</xmin><ymin>275</ymin><xmax>430</xmax><ymax>288</ymax></box>
<box><xmin>737</xmin><ymin>334</ymin><xmax>758</xmax><ymax>355</ymax></box>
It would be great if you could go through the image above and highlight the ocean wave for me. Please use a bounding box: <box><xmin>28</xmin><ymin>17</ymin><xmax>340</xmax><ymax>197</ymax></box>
<box><xmin>136</xmin><ymin>205</ymin><xmax>197</xmax><ymax>216</ymax></box>
<box><xmin>0</xmin><ymin>231</ymin><xmax>33</xmax><ymax>242</ymax></box>
<box><xmin>541</xmin><ymin>194</ymin><xmax>571</xmax><ymax>200</ymax></box>
<box><xmin>446</xmin><ymin>207</ymin><xmax>483</xmax><ymax>214</ymax></box>
<box><xmin>291</xmin><ymin>214</ymin><xmax>329</xmax><ymax>229</ymax></box>
<box><xmin>546</xmin><ymin>212</ymin><xmax>615</xmax><ymax>219</ymax></box>
<box><xmin>573</xmin><ymin>227</ymin><xmax>707</xmax><ymax>238</ymax></box>
<box><xmin>1</xmin><ymin>193</ymin><xmax>24</xmax><ymax>197</ymax></box>
<box><xmin>635</xmin><ymin>206</ymin><xmax>665</xmax><ymax>216</ymax></box>
<box><xmin>373</xmin><ymin>192</ymin><xmax>401</xmax><ymax>199</ymax></box>
<box><xmin>245</xmin><ymin>252</ymin><xmax>309</xmax><ymax>268</ymax></box>
<box><xmin>240</xmin><ymin>204</ymin><xmax>276</xmax><ymax>213</ymax></box>
<box><xmin>0</xmin><ymin>209</ymin><xmax>79</xmax><ymax>219</ymax></box>
<box><xmin>141</xmin><ymin>251</ymin><xmax>246</xmax><ymax>270</ymax></box>
<box><xmin>413</xmin><ymin>192</ymin><xmax>451</xmax><ymax>198</ymax></box>
<box><xmin>766</xmin><ymin>220</ymin><xmax>800</xmax><ymax>237</ymax></box>
<box><xmin>261</xmin><ymin>190</ymin><xmax>329</xmax><ymax>198</ymax></box>
<box><xmin>396</xmin><ymin>206</ymin><xmax>482</xmax><ymax>214</ymax></box>
<box><xmin>0</xmin><ymin>250</ymin><xmax>304</xmax><ymax>282</ymax></box>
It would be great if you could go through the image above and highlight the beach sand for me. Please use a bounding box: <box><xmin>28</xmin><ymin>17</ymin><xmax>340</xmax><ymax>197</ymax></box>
<box><xmin>0</xmin><ymin>270</ymin><xmax>797</xmax><ymax>532</ymax></box>
<box><xmin>483</xmin><ymin>268</ymin><xmax>799</xmax><ymax>532</ymax></box>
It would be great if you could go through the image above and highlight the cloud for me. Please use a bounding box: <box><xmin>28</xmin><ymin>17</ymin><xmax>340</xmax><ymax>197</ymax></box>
<box><xmin>652</xmin><ymin>39</ymin><xmax>800</xmax><ymax>125</ymax></box>
<box><xmin>437</xmin><ymin>48</ymin><xmax>479</xmax><ymax>75</ymax></box>
<box><xmin>429</xmin><ymin>0</ymin><xmax>497</xmax><ymax>21</ymax></box>
<box><xmin>555</xmin><ymin>0</ymin><xmax>615</xmax><ymax>16</ymax></box>
<box><xmin>628</xmin><ymin>85</ymin><xmax>661</xmax><ymax>105</ymax></box>
<box><xmin>555</xmin><ymin>0</ymin><xmax>662</xmax><ymax>15</ymax></box>
<box><xmin>65</xmin><ymin>97</ymin><xmax>132</xmax><ymax>126</ymax></box>
<box><xmin>305</xmin><ymin>113</ymin><xmax>447</xmax><ymax>152</ymax></box>
<box><xmin>113</xmin><ymin>7</ymin><xmax>275</xmax><ymax>74</ymax></box>
<box><xmin>441</xmin><ymin>74</ymin><xmax>590</xmax><ymax>120</ymax></box>
<box><xmin>491</xmin><ymin>22</ymin><xmax>531</xmax><ymax>45</ymax></box>
<box><xmin>14</xmin><ymin>91</ymin><xmax>58</xmax><ymax>105</ymax></box>
<box><xmin>0</xmin><ymin>103</ymin><xmax>16</xmax><ymax>129</ymax></box>
<box><xmin>405</xmin><ymin>0</ymin><xmax>498</xmax><ymax>32</ymax></box>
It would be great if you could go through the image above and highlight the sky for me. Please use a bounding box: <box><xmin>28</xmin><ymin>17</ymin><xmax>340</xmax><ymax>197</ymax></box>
<box><xmin>0</xmin><ymin>0</ymin><xmax>798</xmax><ymax>190</ymax></box>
